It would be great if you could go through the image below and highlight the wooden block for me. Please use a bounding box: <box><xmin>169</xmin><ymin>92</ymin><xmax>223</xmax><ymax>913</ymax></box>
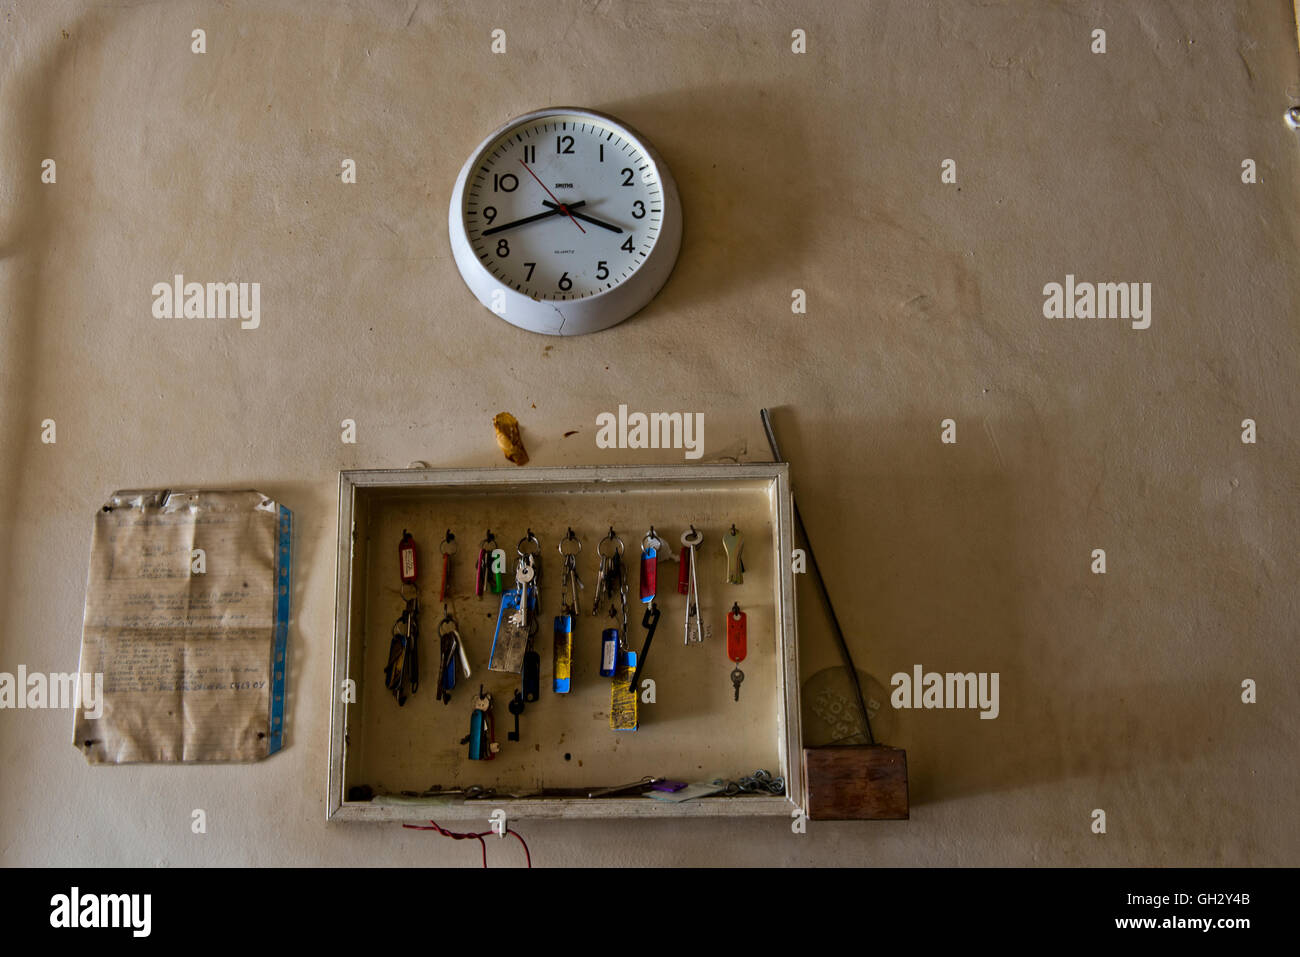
<box><xmin>802</xmin><ymin>745</ymin><xmax>909</xmax><ymax>820</ymax></box>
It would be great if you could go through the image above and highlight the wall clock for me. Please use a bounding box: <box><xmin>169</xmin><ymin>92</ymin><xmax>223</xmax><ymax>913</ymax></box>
<box><xmin>448</xmin><ymin>107</ymin><xmax>682</xmax><ymax>336</ymax></box>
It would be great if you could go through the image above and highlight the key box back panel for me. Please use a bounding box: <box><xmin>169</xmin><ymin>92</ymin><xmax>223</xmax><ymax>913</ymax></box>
<box><xmin>328</xmin><ymin>465</ymin><xmax>801</xmax><ymax>821</ymax></box>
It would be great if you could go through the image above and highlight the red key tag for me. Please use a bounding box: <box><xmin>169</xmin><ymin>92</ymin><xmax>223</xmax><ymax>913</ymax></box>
<box><xmin>398</xmin><ymin>531</ymin><xmax>418</xmax><ymax>585</ymax></box>
<box><xmin>439</xmin><ymin>530</ymin><xmax>456</xmax><ymax>601</ymax></box>
<box><xmin>639</xmin><ymin>528</ymin><xmax>659</xmax><ymax>604</ymax></box>
<box><xmin>726</xmin><ymin>602</ymin><xmax>747</xmax><ymax>663</ymax></box>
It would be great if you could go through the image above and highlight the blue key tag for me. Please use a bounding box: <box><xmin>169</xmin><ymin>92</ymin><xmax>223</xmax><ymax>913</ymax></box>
<box><xmin>600</xmin><ymin>626</ymin><xmax>619</xmax><ymax>678</ymax></box>
<box><xmin>554</xmin><ymin>613</ymin><xmax>573</xmax><ymax>693</ymax></box>
<box><xmin>489</xmin><ymin>588</ymin><xmax>528</xmax><ymax>673</ymax></box>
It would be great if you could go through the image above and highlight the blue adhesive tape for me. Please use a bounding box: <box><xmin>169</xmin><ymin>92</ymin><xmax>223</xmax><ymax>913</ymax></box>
<box><xmin>268</xmin><ymin>504</ymin><xmax>291</xmax><ymax>755</ymax></box>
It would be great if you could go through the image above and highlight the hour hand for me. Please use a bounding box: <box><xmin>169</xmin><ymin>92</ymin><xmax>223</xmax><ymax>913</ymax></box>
<box><xmin>542</xmin><ymin>201</ymin><xmax>624</xmax><ymax>234</ymax></box>
<box><xmin>481</xmin><ymin>201</ymin><xmax>587</xmax><ymax>237</ymax></box>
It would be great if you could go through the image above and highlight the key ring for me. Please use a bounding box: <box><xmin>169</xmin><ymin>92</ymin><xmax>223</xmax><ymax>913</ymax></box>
<box><xmin>598</xmin><ymin>529</ymin><xmax>624</xmax><ymax>558</ymax></box>
<box><xmin>440</xmin><ymin>530</ymin><xmax>458</xmax><ymax>555</ymax></box>
<box><xmin>517</xmin><ymin>530</ymin><xmax>540</xmax><ymax>557</ymax></box>
<box><xmin>641</xmin><ymin>527</ymin><xmax>661</xmax><ymax>552</ymax></box>
<box><xmin>558</xmin><ymin>528</ymin><xmax>582</xmax><ymax>557</ymax></box>
<box><xmin>680</xmin><ymin>525</ymin><xmax>703</xmax><ymax>548</ymax></box>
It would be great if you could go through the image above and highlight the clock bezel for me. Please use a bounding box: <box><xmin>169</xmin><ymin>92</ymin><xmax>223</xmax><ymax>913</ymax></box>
<box><xmin>448</xmin><ymin>107</ymin><xmax>682</xmax><ymax>336</ymax></box>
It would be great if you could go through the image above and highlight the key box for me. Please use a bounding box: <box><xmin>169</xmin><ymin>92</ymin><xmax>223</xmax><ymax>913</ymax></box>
<box><xmin>327</xmin><ymin>465</ymin><xmax>802</xmax><ymax>821</ymax></box>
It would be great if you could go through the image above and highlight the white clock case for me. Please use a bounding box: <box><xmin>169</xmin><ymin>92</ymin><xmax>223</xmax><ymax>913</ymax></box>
<box><xmin>447</xmin><ymin>107</ymin><xmax>682</xmax><ymax>336</ymax></box>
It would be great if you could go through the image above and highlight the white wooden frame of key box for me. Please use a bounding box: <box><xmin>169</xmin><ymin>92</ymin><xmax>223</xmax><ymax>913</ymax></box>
<box><xmin>327</xmin><ymin>464</ymin><xmax>803</xmax><ymax>822</ymax></box>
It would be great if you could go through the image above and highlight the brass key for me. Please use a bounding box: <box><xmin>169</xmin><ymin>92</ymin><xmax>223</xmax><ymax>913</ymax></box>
<box><xmin>721</xmin><ymin>525</ymin><xmax>744</xmax><ymax>585</ymax></box>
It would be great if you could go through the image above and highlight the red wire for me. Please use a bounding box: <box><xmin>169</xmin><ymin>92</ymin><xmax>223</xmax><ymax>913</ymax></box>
<box><xmin>402</xmin><ymin>820</ymin><xmax>531</xmax><ymax>868</ymax></box>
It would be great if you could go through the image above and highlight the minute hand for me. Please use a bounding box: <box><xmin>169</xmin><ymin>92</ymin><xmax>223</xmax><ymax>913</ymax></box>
<box><xmin>482</xmin><ymin>201</ymin><xmax>587</xmax><ymax>237</ymax></box>
<box><xmin>542</xmin><ymin>201</ymin><xmax>624</xmax><ymax>234</ymax></box>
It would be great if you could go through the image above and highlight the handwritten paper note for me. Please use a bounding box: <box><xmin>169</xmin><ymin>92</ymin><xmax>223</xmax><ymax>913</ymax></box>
<box><xmin>73</xmin><ymin>489</ymin><xmax>291</xmax><ymax>763</ymax></box>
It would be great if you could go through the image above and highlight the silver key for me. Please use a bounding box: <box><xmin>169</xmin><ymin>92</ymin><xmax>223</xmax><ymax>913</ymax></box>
<box><xmin>730</xmin><ymin>667</ymin><xmax>744</xmax><ymax>701</ymax></box>
<box><xmin>680</xmin><ymin>527</ymin><xmax>704</xmax><ymax>644</ymax></box>
<box><xmin>510</xmin><ymin>558</ymin><xmax>534</xmax><ymax>627</ymax></box>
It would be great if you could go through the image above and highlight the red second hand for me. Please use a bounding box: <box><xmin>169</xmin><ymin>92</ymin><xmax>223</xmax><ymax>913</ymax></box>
<box><xmin>519</xmin><ymin>160</ymin><xmax>586</xmax><ymax>234</ymax></box>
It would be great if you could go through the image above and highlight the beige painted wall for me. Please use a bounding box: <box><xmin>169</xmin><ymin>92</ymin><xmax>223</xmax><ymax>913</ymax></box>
<box><xmin>1</xmin><ymin>0</ymin><xmax>1296</xmax><ymax>866</ymax></box>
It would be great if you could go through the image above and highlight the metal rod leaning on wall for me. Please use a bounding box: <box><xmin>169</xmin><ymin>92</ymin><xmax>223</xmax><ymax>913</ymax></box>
<box><xmin>760</xmin><ymin>408</ymin><xmax>875</xmax><ymax>746</ymax></box>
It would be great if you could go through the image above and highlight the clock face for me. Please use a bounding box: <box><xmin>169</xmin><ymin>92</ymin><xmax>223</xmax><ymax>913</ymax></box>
<box><xmin>461</xmin><ymin>113</ymin><xmax>665</xmax><ymax>302</ymax></box>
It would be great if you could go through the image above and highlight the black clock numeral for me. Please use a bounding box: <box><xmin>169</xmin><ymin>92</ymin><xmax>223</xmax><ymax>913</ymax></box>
<box><xmin>524</xmin><ymin>262</ymin><xmax>536</xmax><ymax>281</ymax></box>
<box><xmin>632</xmin><ymin>200</ymin><xmax>646</xmax><ymax>219</ymax></box>
<box><xmin>557</xmin><ymin>272</ymin><xmax>573</xmax><ymax>291</ymax></box>
<box><xmin>621</xmin><ymin>168</ymin><xmax>635</xmax><ymax>187</ymax></box>
<box><xmin>496</xmin><ymin>239</ymin><xmax>510</xmax><ymax>257</ymax></box>
<box><xmin>620</xmin><ymin>235</ymin><xmax>634</xmax><ymax>253</ymax></box>
<box><xmin>556</xmin><ymin>135</ymin><xmax>574</xmax><ymax>155</ymax></box>
<box><xmin>596</xmin><ymin>261</ymin><xmax>610</xmax><ymax>280</ymax></box>
<box><xmin>493</xmin><ymin>173</ymin><xmax>518</xmax><ymax>192</ymax></box>
<box><xmin>482</xmin><ymin>206</ymin><xmax>497</xmax><ymax>224</ymax></box>
<box><xmin>523</xmin><ymin>145</ymin><xmax>536</xmax><ymax>164</ymax></box>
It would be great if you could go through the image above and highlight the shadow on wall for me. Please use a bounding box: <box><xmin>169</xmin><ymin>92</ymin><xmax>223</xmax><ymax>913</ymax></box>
<box><xmin>0</xmin><ymin>19</ymin><xmax>79</xmax><ymax>645</ymax></box>
<box><xmin>774</xmin><ymin>404</ymin><xmax>1249</xmax><ymax>812</ymax></box>
<box><xmin>592</xmin><ymin>85</ymin><xmax>985</xmax><ymax>346</ymax></box>
<box><xmin>595</xmin><ymin>85</ymin><xmax>826</xmax><ymax>317</ymax></box>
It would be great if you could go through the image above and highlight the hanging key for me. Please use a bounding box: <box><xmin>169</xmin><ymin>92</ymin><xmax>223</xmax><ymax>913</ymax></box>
<box><xmin>722</xmin><ymin>524</ymin><xmax>744</xmax><ymax>585</ymax></box>
<box><xmin>610</xmin><ymin>645</ymin><xmax>638</xmax><ymax>731</ymax></box>
<box><xmin>439</xmin><ymin>530</ymin><xmax>457</xmax><ymax>601</ymax></box>
<box><xmin>639</xmin><ymin>528</ymin><xmax>659</xmax><ymax>604</ymax></box>
<box><xmin>398</xmin><ymin>530</ymin><xmax>418</xmax><ymax>585</ymax></box>
<box><xmin>475</xmin><ymin>531</ymin><xmax>490</xmax><ymax>597</ymax></box>
<box><xmin>592</xmin><ymin>529</ymin><xmax>623</xmax><ymax>616</ymax></box>
<box><xmin>489</xmin><ymin>557</ymin><xmax>533</xmax><ymax>674</ymax></box>
<box><xmin>599</xmin><ymin>606</ymin><xmax>620</xmax><ymax>678</ymax></box>
<box><xmin>554</xmin><ymin>530</ymin><xmax>582</xmax><ymax>694</ymax></box>
<box><xmin>437</xmin><ymin>612</ymin><xmax>469</xmax><ymax>705</ymax></box>
<box><xmin>509</xmin><ymin>554</ymin><xmax>534</xmax><ymax>628</ymax></box>
<box><xmin>629</xmin><ymin>602</ymin><xmax>661</xmax><ymax>693</ymax></box>
<box><xmin>507</xmin><ymin>689</ymin><xmax>525</xmax><ymax>742</ymax></box>
<box><xmin>727</xmin><ymin>602</ymin><xmax>747</xmax><ymax>702</ymax></box>
<box><xmin>385</xmin><ymin>598</ymin><xmax>416</xmax><ymax>705</ymax></box>
<box><xmin>463</xmin><ymin>686</ymin><xmax>498</xmax><ymax>760</ymax></box>
<box><xmin>680</xmin><ymin>526</ymin><xmax>703</xmax><ymax>644</ymax></box>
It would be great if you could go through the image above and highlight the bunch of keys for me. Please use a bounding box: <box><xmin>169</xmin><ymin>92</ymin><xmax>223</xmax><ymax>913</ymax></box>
<box><xmin>488</xmin><ymin>534</ymin><xmax>540</xmax><ymax>678</ymax></box>
<box><xmin>461</xmin><ymin>685</ymin><xmax>499</xmax><ymax>760</ymax></box>
<box><xmin>517</xmin><ymin>532</ymin><xmax>542</xmax><ymax>700</ymax></box>
<box><xmin>727</xmin><ymin>602</ymin><xmax>747</xmax><ymax>702</ymax></box>
<box><xmin>439</xmin><ymin>530</ymin><xmax>457</xmax><ymax>601</ymax></box>
<box><xmin>554</xmin><ymin>529</ymin><xmax>583</xmax><ymax>694</ymax></box>
<box><xmin>385</xmin><ymin>531</ymin><xmax>421</xmax><ymax>705</ymax></box>
<box><xmin>435</xmin><ymin>609</ymin><xmax>472</xmax><ymax>705</ymax></box>
<box><xmin>591</xmin><ymin>528</ymin><xmax>627</xmax><ymax>634</ymax></box>
<box><xmin>385</xmin><ymin>594</ymin><xmax>420</xmax><ymax>705</ymax></box>
<box><xmin>475</xmin><ymin>530</ymin><xmax>504</xmax><ymax>597</ymax></box>
<box><xmin>679</xmin><ymin>525</ymin><xmax>703</xmax><ymax>644</ymax></box>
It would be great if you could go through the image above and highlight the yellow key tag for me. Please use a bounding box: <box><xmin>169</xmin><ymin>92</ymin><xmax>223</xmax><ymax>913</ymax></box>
<box><xmin>610</xmin><ymin>650</ymin><xmax>638</xmax><ymax>731</ymax></box>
